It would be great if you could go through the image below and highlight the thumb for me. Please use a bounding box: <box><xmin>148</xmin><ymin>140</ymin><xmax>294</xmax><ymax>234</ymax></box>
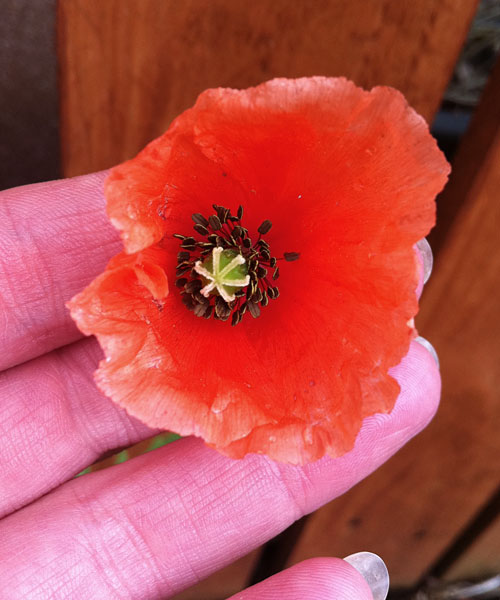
<box><xmin>226</xmin><ymin>556</ymin><xmax>379</xmax><ymax>600</ymax></box>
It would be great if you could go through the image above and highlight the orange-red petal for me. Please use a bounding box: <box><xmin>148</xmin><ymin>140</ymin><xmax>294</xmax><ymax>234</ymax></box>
<box><xmin>70</xmin><ymin>77</ymin><xmax>450</xmax><ymax>464</ymax></box>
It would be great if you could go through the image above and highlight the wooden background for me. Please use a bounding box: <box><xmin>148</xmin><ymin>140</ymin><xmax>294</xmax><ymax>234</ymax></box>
<box><xmin>55</xmin><ymin>0</ymin><xmax>500</xmax><ymax>597</ymax></box>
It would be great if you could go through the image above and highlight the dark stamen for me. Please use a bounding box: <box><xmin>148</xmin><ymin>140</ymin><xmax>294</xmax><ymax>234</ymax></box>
<box><xmin>181</xmin><ymin>236</ymin><xmax>196</xmax><ymax>248</ymax></box>
<box><xmin>177</xmin><ymin>251</ymin><xmax>190</xmax><ymax>262</ymax></box>
<box><xmin>248</xmin><ymin>301</ymin><xmax>261</xmax><ymax>319</ymax></box>
<box><xmin>185</xmin><ymin>279</ymin><xmax>202</xmax><ymax>294</ymax></box>
<box><xmin>194</xmin><ymin>303</ymin><xmax>208</xmax><ymax>317</ymax></box>
<box><xmin>215</xmin><ymin>297</ymin><xmax>231</xmax><ymax>321</ymax></box>
<box><xmin>173</xmin><ymin>206</ymin><xmax>299</xmax><ymax>325</ymax></box>
<box><xmin>181</xmin><ymin>293</ymin><xmax>195</xmax><ymax>309</ymax></box>
<box><xmin>192</xmin><ymin>213</ymin><xmax>209</xmax><ymax>227</ymax></box>
<box><xmin>257</xmin><ymin>220</ymin><xmax>273</xmax><ymax>235</ymax></box>
<box><xmin>193</xmin><ymin>223</ymin><xmax>210</xmax><ymax>236</ymax></box>
<box><xmin>257</xmin><ymin>265</ymin><xmax>267</xmax><ymax>278</ymax></box>
<box><xmin>208</xmin><ymin>215</ymin><xmax>222</xmax><ymax>230</ymax></box>
<box><xmin>252</xmin><ymin>288</ymin><xmax>263</xmax><ymax>303</ymax></box>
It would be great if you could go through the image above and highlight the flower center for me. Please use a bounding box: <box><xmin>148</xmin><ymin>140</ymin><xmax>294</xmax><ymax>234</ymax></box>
<box><xmin>174</xmin><ymin>204</ymin><xmax>299</xmax><ymax>325</ymax></box>
<box><xmin>195</xmin><ymin>248</ymin><xmax>250</xmax><ymax>303</ymax></box>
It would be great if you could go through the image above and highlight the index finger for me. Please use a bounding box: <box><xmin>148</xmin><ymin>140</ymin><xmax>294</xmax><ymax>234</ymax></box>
<box><xmin>0</xmin><ymin>172</ymin><xmax>120</xmax><ymax>370</ymax></box>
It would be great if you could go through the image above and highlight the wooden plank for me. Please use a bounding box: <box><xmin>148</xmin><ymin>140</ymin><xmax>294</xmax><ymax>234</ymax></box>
<box><xmin>444</xmin><ymin>512</ymin><xmax>500</xmax><ymax>580</ymax></box>
<box><xmin>58</xmin><ymin>0</ymin><xmax>478</xmax><ymax>177</ymax></box>
<box><xmin>429</xmin><ymin>57</ymin><xmax>500</xmax><ymax>256</ymax></box>
<box><xmin>288</xmin><ymin>56</ymin><xmax>500</xmax><ymax>587</ymax></box>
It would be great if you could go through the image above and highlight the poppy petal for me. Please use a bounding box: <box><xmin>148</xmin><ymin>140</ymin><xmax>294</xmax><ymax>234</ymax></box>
<box><xmin>70</xmin><ymin>77</ymin><xmax>450</xmax><ymax>464</ymax></box>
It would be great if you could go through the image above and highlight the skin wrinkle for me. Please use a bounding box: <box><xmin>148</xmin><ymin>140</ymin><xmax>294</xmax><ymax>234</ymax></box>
<box><xmin>3</xmin><ymin>509</ymin><xmax>86</xmax><ymax>598</ymax></box>
<box><xmin>133</xmin><ymin>469</ymin><xmax>208</xmax><ymax>589</ymax></box>
<box><xmin>229</xmin><ymin>558</ymin><xmax>373</xmax><ymax>600</ymax></box>
<box><xmin>70</xmin><ymin>487</ymin><xmax>146</xmax><ymax>599</ymax></box>
<box><xmin>259</xmin><ymin>455</ymin><xmax>307</xmax><ymax>521</ymax></box>
<box><xmin>0</xmin><ymin>338</ymin><xmax>155</xmax><ymax>518</ymax></box>
<box><xmin>0</xmin><ymin>368</ymin><xmax>87</xmax><ymax>514</ymax></box>
<box><xmin>228</xmin><ymin>558</ymin><xmax>373</xmax><ymax>600</ymax></box>
<box><xmin>0</xmin><ymin>172</ymin><xmax>120</xmax><ymax>371</ymax></box>
<box><xmin>89</xmin><ymin>469</ymin><xmax>203</xmax><ymax>597</ymax></box>
<box><xmin>124</xmin><ymin>451</ymin><xmax>228</xmax><ymax>591</ymax></box>
<box><xmin>22</xmin><ymin>548</ymin><xmax>89</xmax><ymax>600</ymax></box>
<box><xmin>59</xmin><ymin>355</ymin><xmax>106</xmax><ymax>459</ymax></box>
<box><xmin>119</xmin><ymin>506</ymin><xmax>168</xmax><ymax>599</ymax></box>
<box><xmin>2</xmin><ymin>367</ymin><xmax>65</xmax><ymax>457</ymax></box>
<box><xmin>58</xmin><ymin>342</ymin><xmax>135</xmax><ymax>457</ymax></box>
<box><xmin>1</xmin><ymin>195</ymin><xmax>61</xmax><ymax>347</ymax></box>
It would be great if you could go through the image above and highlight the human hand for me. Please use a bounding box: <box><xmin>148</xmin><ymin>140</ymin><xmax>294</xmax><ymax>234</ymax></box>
<box><xmin>0</xmin><ymin>172</ymin><xmax>440</xmax><ymax>599</ymax></box>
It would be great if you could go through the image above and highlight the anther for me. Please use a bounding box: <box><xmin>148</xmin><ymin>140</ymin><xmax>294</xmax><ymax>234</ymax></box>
<box><xmin>193</xmin><ymin>224</ymin><xmax>210</xmax><ymax>236</ymax></box>
<box><xmin>177</xmin><ymin>251</ymin><xmax>190</xmax><ymax>262</ymax></box>
<box><xmin>208</xmin><ymin>215</ymin><xmax>222</xmax><ymax>230</ymax></box>
<box><xmin>258</xmin><ymin>220</ymin><xmax>272</xmax><ymax>235</ymax></box>
<box><xmin>192</xmin><ymin>213</ymin><xmax>209</xmax><ymax>227</ymax></box>
<box><xmin>247</xmin><ymin>301</ymin><xmax>261</xmax><ymax>319</ymax></box>
<box><xmin>174</xmin><ymin>204</ymin><xmax>298</xmax><ymax>325</ymax></box>
<box><xmin>194</xmin><ymin>303</ymin><xmax>208</xmax><ymax>317</ymax></box>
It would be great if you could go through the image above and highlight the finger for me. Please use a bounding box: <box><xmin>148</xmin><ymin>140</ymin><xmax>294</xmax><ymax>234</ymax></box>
<box><xmin>226</xmin><ymin>557</ymin><xmax>373</xmax><ymax>600</ymax></box>
<box><xmin>0</xmin><ymin>172</ymin><xmax>120</xmax><ymax>370</ymax></box>
<box><xmin>0</xmin><ymin>337</ymin><xmax>155</xmax><ymax>518</ymax></box>
<box><xmin>0</xmin><ymin>341</ymin><xmax>439</xmax><ymax>599</ymax></box>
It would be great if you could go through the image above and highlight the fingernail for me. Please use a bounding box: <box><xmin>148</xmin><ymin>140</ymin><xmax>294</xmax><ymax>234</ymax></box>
<box><xmin>415</xmin><ymin>335</ymin><xmax>440</xmax><ymax>369</ymax></box>
<box><xmin>416</xmin><ymin>238</ymin><xmax>433</xmax><ymax>284</ymax></box>
<box><xmin>343</xmin><ymin>551</ymin><xmax>389</xmax><ymax>600</ymax></box>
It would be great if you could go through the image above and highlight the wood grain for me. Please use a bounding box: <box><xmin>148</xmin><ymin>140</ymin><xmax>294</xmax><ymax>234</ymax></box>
<box><xmin>444</xmin><ymin>512</ymin><xmax>500</xmax><ymax>580</ymax></box>
<box><xmin>429</xmin><ymin>57</ymin><xmax>500</xmax><ymax>257</ymax></box>
<box><xmin>288</xmin><ymin>54</ymin><xmax>500</xmax><ymax>587</ymax></box>
<box><xmin>58</xmin><ymin>0</ymin><xmax>477</xmax><ymax>177</ymax></box>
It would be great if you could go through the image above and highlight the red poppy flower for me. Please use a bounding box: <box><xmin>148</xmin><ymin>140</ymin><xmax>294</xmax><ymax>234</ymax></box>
<box><xmin>68</xmin><ymin>77</ymin><xmax>450</xmax><ymax>465</ymax></box>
